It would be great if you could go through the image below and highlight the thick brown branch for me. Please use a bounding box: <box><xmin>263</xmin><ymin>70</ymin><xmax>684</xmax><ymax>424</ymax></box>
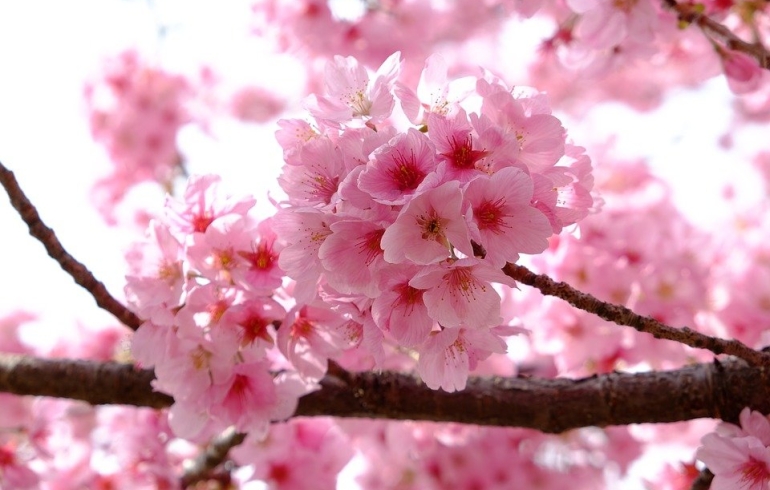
<box><xmin>503</xmin><ymin>263</ymin><xmax>770</xmax><ymax>367</ymax></box>
<box><xmin>3</xmin><ymin>353</ymin><xmax>770</xmax><ymax>431</ymax></box>
<box><xmin>0</xmin><ymin>162</ymin><xmax>141</xmax><ymax>330</ymax></box>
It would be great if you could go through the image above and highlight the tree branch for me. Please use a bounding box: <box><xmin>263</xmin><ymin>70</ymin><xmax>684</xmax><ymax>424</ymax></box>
<box><xmin>180</xmin><ymin>427</ymin><xmax>246</xmax><ymax>488</ymax></box>
<box><xmin>663</xmin><ymin>0</ymin><xmax>770</xmax><ymax>69</ymax></box>
<box><xmin>0</xmin><ymin>161</ymin><xmax>141</xmax><ymax>330</ymax></box>
<box><xmin>503</xmin><ymin>263</ymin><xmax>770</xmax><ymax>367</ymax></box>
<box><xmin>0</xmin><ymin>353</ymin><xmax>171</xmax><ymax>408</ymax></box>
<box><xmin>3</xmin><ymin>353</ymin><xmax>770</xmax><ymax>431</ymax></box>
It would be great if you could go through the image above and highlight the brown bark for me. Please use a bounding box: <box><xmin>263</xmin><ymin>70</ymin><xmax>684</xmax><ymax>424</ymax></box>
<box><xmin>2</xmin><ymin>353</ymin><xmax>769</xmax><ymax>432</ymax></box>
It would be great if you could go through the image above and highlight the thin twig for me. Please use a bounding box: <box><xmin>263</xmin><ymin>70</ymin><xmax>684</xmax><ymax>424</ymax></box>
<box><xmin>664</xmin><ymin>0</ymin><xmax>770</xmax><ymax>69</ymax></box>
<box><xmin>180</xmin><ymin>427</ymin><xmax>246</xmax><ymax>488</ymax></box>
<box><xmin>503</xmin><ymin>263</ymin><xmax>770</xmax><ymax>367</ymax></box>
<box><xmin>0</xmin><ymin>161</ymin><xmax>141</xmax><ymax>330</ymax></box>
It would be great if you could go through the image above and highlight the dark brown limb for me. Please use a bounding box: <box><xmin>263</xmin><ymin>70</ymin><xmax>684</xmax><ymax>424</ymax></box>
<box><xmin>3</xmin><ymin>353</ymin><xmax>770</xmax><ymax>431</ymax></box>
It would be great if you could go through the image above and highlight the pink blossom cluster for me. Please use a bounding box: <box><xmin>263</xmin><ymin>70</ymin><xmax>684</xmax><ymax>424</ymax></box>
<box><xmin>126</xmin><ymin>174</ymin><xmax>321</xmax><ymax>443</ymax></box>
<box><xmin>273</xmin><ymin>52</ymin><xmax>593</xmax><ymax>391</ymax></box>
<box><xmin>339</xmin><ymin>420</ymin><xmax>639</xmax><ymax>490</ymax></box>
<box><xmin>697</xmin><ymin>408</ymin><xmax>770</xmax><ymax>490</ymax></box>
<box><xmin>250</xmin><ymin>0</ymin><xmax>540</xmax><ymax>84</ymax></box>
<box><xmin>701</xmin><ymin>201</ymin><xmax>770</xmax><ymax>349</ymax></box>
<box><xmin>248</xmin><ymin>0</ymin><xmax>770</xmax><ymax>115</ymax></box>
<box><xmin>535</xmin><ymin>0</ymin><xmax>769</xmax><ymax>100</ymax></box>
<box><xmin>231</xmin><ymin>418</ymin><xmax>353</xmax><ymax>489</ymax></box>
<box><xmin>84</xmin><ymin>50</ymin><xmax>191</xmax><ymax>221</ymax></box>
<box><xmin>121</xmin><ymin>174</ymin><xmax>365</xmax><ymax>486</ymax></box>
<box><xmin>0</xmin><ymin>313</ymin><xmax>192</xmax><ymax>489</ymax></box>
<box><xmin>123</xmin><ymin>53</ymin><xmax>594</xmax><ymax>449</ymax></box>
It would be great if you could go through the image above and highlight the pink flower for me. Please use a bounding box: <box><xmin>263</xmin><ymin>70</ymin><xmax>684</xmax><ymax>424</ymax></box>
<box><xmin>165</xmin><ymin>174</ymin><xmax>256</xmax><ymax>235</ymax></box>
<box><xmin>465</xmin><ymin>167</ymin><xmax>552</xmax><ymax>266</ymax></box>
<box><xmin>371</xmin><ymin>264</ymin><xmax>434</xmax><ymax>347</ymax></box>
<box><xmin>277</xmin><ymin>304</ymin><xmax>348</xmax><ymax>381</ymax></box>
<box><xmin>381</xmin><ymin>181</ymin><xmax>473</xmax><ymax>265</ymax></box>
<box><xmin>275</xmin><ymin>118</ymin><xmax>321</xmax><ymax>161</ymax></box>
<box><xmin>152</xmin><ymin>334</ymin><xmax>233</xmax><ymax>402</ymax></box>
<box><xmin>697</xmin><ymin>433</ymin><xmax>770</xmax><ymax>490</ymax></box>
<box><xmin>695</xmin><ymin>409</ymin><xmax>770</xmax><ymax>490</ymax></box>
<box><xmin>410</xmin><ymin>258</ymin><xmax>515</xmax><ymax>329</ymax></box>
<box><xmin>481</xmin><ymin>90</ymin><xmax>565</xmax><ymax>172</ymax></box>
<box><xmin>417</xmin><ymin>327</ymin><xmax>507</xmax><ymax>392</ymax></box>
<box><xmin>273</xmin><ymin>207</ymin><xmax>336</xmax><ymax>302</ymax></box>
<box><xmin>428</xmin><ymin>111</ymin><xmax>489</xmax><ymax>182</ymax></box>
<box><xmin>319</xmin><ymin>219</ymin><xmax>388</xmax><ymax>297</ymax></box>
<box><xmin>278</xmin><ymin>136</ymin><xmax>346</xmax><ymax>207</ymax></box>
<box><xmin>396</xmin><ymin>53</ymin><xmax>475</xmax><ymax>124</ymax></box>
<box><xmin>186</xmin><ymin>214</ymin><xmax>257</xmax><ymax>286</ymax></box>
<box><xmin>208</xmin><ymin>361</ymin><xmax>279</xmax><ymax>434</ymax></box>
<box><xmin>305</xmin><ymin>52</ymin><xmax>402</xmax><ymax>127</ymax></box>
<box><xmin>720</xmin><ymin>48</ymin><xmax>763</xmax><ymax>95</ymax></box>
<box><xmin>234</xmin><ymin>217</ymin><xmax>285</xmax><ymax>294</ymax></box>
<box><xmin>222</xmin><ymin>298</ymin><xmax>285</xmax><ymax>351</ymax></box>
<box><xmin>358</xmin><ymin>128</ymin><xmax>439</xmax><ymax>205</ymax></box>
<box><xmin>125</xmin><ymin>221</ymin><xmax>186</xmax><ymax>324</ymax></box>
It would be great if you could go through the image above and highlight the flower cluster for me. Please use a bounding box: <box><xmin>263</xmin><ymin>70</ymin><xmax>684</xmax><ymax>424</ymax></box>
<box><xmin>273</xmin><ymin>52</ymin><xmax>593</xmax><ymax>391</ymax></box>
<box><xmin>338</xmin><ymin>420</ymin><xmax>639</xmax><ymax>490</ymax></box>
<box><xmin>84</xmin><ymin>50</ymin><xmax>191</xmax><ymax>221</ymax></box>
<box><xmin>125</xmin><ymin>53</ymin><xmax>593</xmax><ymax>446</ymax></box>
<box><xmin>127</xmin><ymin>174</ymin><xmax>316</xmax><ymax>442</ymax></box>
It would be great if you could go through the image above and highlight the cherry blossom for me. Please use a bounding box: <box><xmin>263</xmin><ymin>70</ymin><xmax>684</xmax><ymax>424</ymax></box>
<box><xmin>697</xmin><ymin>409</ymin><xmax>770</xmax><ymax>490</ymax></box>
<box><xmin>304</xmin><ymin>51</ymin><xmax>402</xmax><ymax>128</ymax></box>
<box><xmin>417</xmin><ymin>327</ymin><xmax>507</xmax><ymax>392</ymax></box>
<box><xmin>380</xmin><ymin>181</ymin><xmax>473</xmax><ymax>265</ymax></box>
<box><xmin>464</xmin><ymin>166</ymin><xmax>552</xmax><ymax>266</ymax></box>
<box><xmin>410</xmin><ymin>258</ymin><xmax>514</xmax><ymax>329</ymax></box>
<box><xmin>357</xmin><ymin>128</ymin><xmax>439</xmax><ymax>205</ymax></box>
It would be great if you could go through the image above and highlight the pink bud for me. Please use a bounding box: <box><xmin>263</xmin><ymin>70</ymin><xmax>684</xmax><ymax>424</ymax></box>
<box><xmin>720</xmin><ymin>49</ymin><xmax>762</xmax><ymax>95</ymax></box>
